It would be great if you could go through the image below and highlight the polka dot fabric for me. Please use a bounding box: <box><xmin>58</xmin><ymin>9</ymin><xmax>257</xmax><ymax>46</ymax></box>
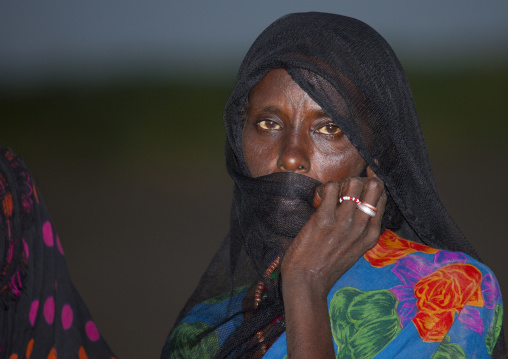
<box><xmin>0</xmin><ymin>148</ymin><xmax>116</xmax><ymax>358</ymax></box>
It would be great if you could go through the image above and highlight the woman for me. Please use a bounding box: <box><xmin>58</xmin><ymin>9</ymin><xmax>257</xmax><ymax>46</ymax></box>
<box><xmin>162</xmin><ymin>12</ymin><xmax>505</xmax><ymax>358</ymax></box>
<box><xmin>0</xmin><ymin>148</ymin><xmax>115</xmax><ymax>358</ymax></box>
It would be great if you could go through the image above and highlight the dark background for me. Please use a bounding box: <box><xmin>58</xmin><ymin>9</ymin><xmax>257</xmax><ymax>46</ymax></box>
<box><xmin>1</xmin><ymin>2</ymin><xmax>507</xmax><ymax>358</ymax></box>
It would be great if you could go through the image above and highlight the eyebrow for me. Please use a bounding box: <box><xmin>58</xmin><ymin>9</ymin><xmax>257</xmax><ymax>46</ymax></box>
<box><xmin>259</xmin><ymin>105</ymin><xmax>279</xmax><ymax>113</ymax></box>
<box><xmin>258</xmin><ymin>106</ymin><xmax>330</xmax><ymax>118</ymax></box>
<box><xmin>314</xmin><ymin>109</ymin><xmax>330</xmax><ymax>118</ymax></box>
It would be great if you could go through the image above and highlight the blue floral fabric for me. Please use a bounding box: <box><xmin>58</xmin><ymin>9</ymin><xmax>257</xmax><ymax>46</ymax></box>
<box><xmin>165</xmin><ymin>230</ymin><xmax>503</xmax><ymax>358</ymax></box>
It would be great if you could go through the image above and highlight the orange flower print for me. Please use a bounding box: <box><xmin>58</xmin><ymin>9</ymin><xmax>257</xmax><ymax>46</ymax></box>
<box><xmin>365</xmin><ymin>230</ymin><xmax>438</xmax><ymax>267</ymax></box>
<box><xmin>412</xmin><ymin>263</ymin><xmax>483</xmax><ymax>342</ymax></box>
<box><xmin>3</xmin><ymin>192</ymin><xmax>13</xmax><ymax>217</ymax></box>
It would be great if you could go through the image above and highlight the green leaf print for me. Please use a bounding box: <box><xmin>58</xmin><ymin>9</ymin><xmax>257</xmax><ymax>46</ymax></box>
<box><xmin>485</xmin><ymin>304</ymin><xmax>504</xmax><ymax>354</ymax></box>
<box><xmin>329</xmin><ymin>287</ymin><xmax>401</xmax><ymax>359</ymax></box>
<box><xmin>165</xmin><ymin>321</ymin><xmax>219</xmax><ymax>359</ymax></box>
<box><xmin>204</xmin><ymin>284</ymin><xmax>249</xmax><ymax>305</ymax></box>
<box><xmin>431</xmin><ymin>335</ymin><xmax>466</xmax><ymax>359</ymax></box>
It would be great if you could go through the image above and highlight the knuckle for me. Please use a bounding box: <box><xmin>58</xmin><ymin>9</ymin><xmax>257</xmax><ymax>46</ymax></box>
<box><xmin>341</xmin><ymin>177</ymin><xmax>361</xmax><ymax>193</ymax></box>
<box><xmin>365</xmin><ymin>230</ymin><xmax>381</xmax><ymax>248</ymax></box>
<box><xmin>366</xmin><ymin>236</ymin><xmax>378</xmax><ymax>250</ymax></box>
<box><xmin>340</xmin><ymin>177</ymin><xmax>353</xmax><ymax>189</ymax></box>
<box><xmin>324</xmin><ymin>181</ymin><xmax>340</xmax><ymax>192</ymax></box>
<box><xmin>349</xmin><ymin>177</ymin><xmax>363</xmax><ymax>186</ymax></box>
<box><xmin>365</xmin><ymin>177</ymin><xmax>383</xmax><ymax>191</ymax></box>
<box><xmin>336</xmin><ymin>218</ymin><xmax>354</xmax><ymax>235</ymax></box>
<box><xmin>315</xmin><ymin>213</ymin><xmax>336</xmax><ymax>229</ymax></box>
<box><xmin>349</xmin><ymin>225</ymin><xmax>364</xmax><ymax>239</ymax></box>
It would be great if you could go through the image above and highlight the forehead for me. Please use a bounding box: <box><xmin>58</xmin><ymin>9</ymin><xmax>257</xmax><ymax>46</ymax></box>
<box><xmin>249</xmin><ymin>69</ymin><xmax>296</xmax><ymax>98</ymax></box>
<box><xmin>247</xmin><ymin>69</ymin><xmax>321</xmax><ymax>111</ymax></box>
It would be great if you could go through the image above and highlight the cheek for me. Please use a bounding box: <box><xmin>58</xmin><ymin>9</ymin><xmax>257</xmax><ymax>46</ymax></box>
<box><xmin>313</xmin><ymin>144</ymin><xmax>365</xmax><ymax>183</ymax></box>
<box><xmin>242</xmin><ymin>129</ymin><xmax>279</xmax><ymax>177</ymax></box>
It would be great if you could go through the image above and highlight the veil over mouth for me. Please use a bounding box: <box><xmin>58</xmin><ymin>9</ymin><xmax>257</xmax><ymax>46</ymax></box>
<box><xmin>163</xmin><ymin>12</ymin><xmax>504</xmax><ymax>358</ymax></box>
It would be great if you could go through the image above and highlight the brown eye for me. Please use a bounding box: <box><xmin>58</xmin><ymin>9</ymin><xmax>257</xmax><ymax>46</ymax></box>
<box><xmin>317</xmin><ymin>124</ymin><xmax>341</xmax><ymax>135</ymax></box>
<box><xmin>257</xmin><ymin>120</ymin><xmax>281</xmax><ymax>130</ymax></box>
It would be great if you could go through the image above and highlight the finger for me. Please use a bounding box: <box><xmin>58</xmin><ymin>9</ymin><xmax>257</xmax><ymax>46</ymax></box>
<box><xmin>362</xmin><ymin>166</ymin><xmax>386</xmax><ymax>227</ymax></box>
<box><xmin>356</xmin><ymin>176</ymin><xmax>384</xmax><ymax>220</ymax></box>
<box><xmin>366</xmin><ymin>165</ymin><xmax>377</xmax><ymax>178</ymax></box>
<box><xmin>342</xmin><ymin>166</ymin><xmax>383</xmax><ymax>229</ymax></box>
<box><xmin>317</xmin><ymin>181</ymin><xmax>341</xmax><ymax>213</ymax></box>
<box><xmin>369</xmin><ymin>188</ymin><xmax>387</xmax><ymax>230</ymax></box>
<box><xmin>312</xmin><ymin>183</ymin><xmax>326</xmax><ymax>208</ymax></box>
<box><xmin>336</xmin><ymin>177</ymin><xmax>364</xmax><ymax>217</ymax></box>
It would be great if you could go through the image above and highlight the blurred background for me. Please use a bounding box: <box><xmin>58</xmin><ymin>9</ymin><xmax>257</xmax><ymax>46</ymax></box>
<box><xmin>1</xmin><ymin>1</ymin><xmax>507</xmax><ymax>357</ymax></box>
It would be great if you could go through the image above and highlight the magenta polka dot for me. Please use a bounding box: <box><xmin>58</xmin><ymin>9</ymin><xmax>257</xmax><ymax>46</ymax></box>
<box><xmin>43</xmin><ymin>296</ymin><xmax>55</xmax><ymax>324</ymax></box>
<box><xmin>85</xmin><ymin>320</ymin><xmax>100</xmax><ymax>341</ymax></box>
<box><xmin>29</xmin><ymin>299</ymin><xmax>39</xmax><ymax>326</ymax></box>
<box><xmin>56</xmin><ymin>236</ymin><xmax>64</xmax><ymax>255</ymax></box>
<box><xmin>61</xmin><ymin>304</ymin><xmax>73</xmax><ymax>330</ymax></box>
<box><xmin>42</xmin><ymin>221</ymin><xmax>54</xmax><ymax>247</ymax></box>
<box><xmin>22</xmin><ymin>238</ymin><xmax>29</xmax><ymax>259</ymax></box>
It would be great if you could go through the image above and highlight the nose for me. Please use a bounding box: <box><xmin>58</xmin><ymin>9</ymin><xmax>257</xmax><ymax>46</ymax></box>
<box><xmin>276</xmin><ymin>132</ymin><xmax>311</xmax><ymax>173</ymax></box>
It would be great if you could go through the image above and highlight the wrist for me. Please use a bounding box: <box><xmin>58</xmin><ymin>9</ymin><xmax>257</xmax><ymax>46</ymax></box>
<box><xmin>282</xmin><ymin>275</ymin><xmax>329</xmax><ymax>305</ymax></box>
<box><xmin>282</xmin><ymin>266</ymin><xmax>331</xmax><ymax>300</ymax></box>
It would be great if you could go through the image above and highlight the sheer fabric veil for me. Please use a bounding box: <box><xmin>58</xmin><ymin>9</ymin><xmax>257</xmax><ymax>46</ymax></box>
<box><xmin>166</xmin><ymin>12</ymin><xmax>505</xmax><ymax>357</ymax></box>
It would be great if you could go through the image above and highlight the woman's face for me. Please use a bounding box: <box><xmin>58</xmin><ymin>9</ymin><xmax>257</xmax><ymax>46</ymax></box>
<box><xmin>242</xmin><ymin>69</ymin><xmax>366</xmax><ymax>183</ymax></box>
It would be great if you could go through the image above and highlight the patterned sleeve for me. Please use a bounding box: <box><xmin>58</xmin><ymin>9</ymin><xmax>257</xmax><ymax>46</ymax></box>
<box><xmin>429</xmin><ymin>266</ymin><xmax>503</xmax><ymax>358</ymax></box>
<box><xmin>0</xmin><ymin>148</ymin><xmax>116</xmax><ymax>358</ymax></box>
<box><xmin>327</xmin><ymin>230</ymin><xmax>504</xmax><ymax>358</ymax></box>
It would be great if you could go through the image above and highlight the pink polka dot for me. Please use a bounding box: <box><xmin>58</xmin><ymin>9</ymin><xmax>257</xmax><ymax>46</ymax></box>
<box><xmin>22</xmin><ymin>238</ymin><xmax>29</xmax><ymax>259</ymax></box>
<box><xmin>85</xmin><ymin>320</ymin><xmax>100</xmax><ymax>342</ymax></box>
<box><xmin>29</xmin><ymin>299</ymin><xmax>39</xmax><ymax>326</ymax></box>
<box><xmin>42</xmin><ymin>221</ymin><xmax>54</xmax><ymax>247</ymax></box>
<box><xmin>61</xmin><ymin>304</ymin><xmax>73</xmax><ymax>330</ymax></box>
<box><xmin>56</xmin><ymin>234</ymin><xmax>63</xmax><ymax>255</ymax></box>
<box><xmin>43</xmin><ymin>296</ymin><xmax>55</xmax><ymax>324</ymax></box>
<box><xmin>56</xmin><ymin>234</ymin><xmax>64</xmax><ymax>255</ymax></box>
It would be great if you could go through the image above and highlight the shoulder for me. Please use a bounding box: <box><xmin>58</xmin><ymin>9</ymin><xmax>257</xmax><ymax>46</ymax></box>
<box><xmin>365</xmin><ymin>229</ymin><xmax>497</xmax><ymax>277</ymax></box>
<box><xmin>363</xmin><ymin>230</ymin><xmax>502</xmax><ymax>315</ymax></box>
<box><xmin>361</xmin><ymin>230</ymin><xmax>503</xmax><ymax>354</ymax></box>
<box><xmin>0</xmin><ymin>148</ymin><xmax>34</xmax><ymax>205</ymax></box>
<box><xmin>162</xmin><ymin>285</ymin><xmax>249</xmax><ymax>358</ymax></box>
<box><xmin>327</xmin><ymin>230</ymin><xmax>503</xmax><ymax>357</ymax></box>
<box><xmin>0</xmin><ymin>148</ymin><xmax>34</xmax><ymax>304</ymax></box>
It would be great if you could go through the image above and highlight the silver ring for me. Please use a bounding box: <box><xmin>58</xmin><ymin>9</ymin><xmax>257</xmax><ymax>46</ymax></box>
<box><xmin>357</xmin><ymin>203</ymin><xmax>376</xmax><ymax>217</ymax></box>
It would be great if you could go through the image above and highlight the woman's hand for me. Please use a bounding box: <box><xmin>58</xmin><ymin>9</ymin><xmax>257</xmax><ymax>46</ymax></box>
<box><xmin>281</xmin><ymin>167</ymin><xmax>386</xmax><ymax>358</ymax></box>
<box><xmin>281</xmin><ymin>166</ymin><xmax>387</xmax><ymax>297</ymax></box>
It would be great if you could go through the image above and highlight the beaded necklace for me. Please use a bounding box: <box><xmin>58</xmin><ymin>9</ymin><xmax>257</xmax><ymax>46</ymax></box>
<box><xmin>252</xmin><ymin>255</ymin><xmax>281</xmax><ymax>355</ymax></box>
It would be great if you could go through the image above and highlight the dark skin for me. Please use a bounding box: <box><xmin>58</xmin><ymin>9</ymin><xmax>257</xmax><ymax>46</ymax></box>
<box><xmin>242</xmin><ymin>69</ymin><xmax>387</xmax><ymax>358</ymax></box>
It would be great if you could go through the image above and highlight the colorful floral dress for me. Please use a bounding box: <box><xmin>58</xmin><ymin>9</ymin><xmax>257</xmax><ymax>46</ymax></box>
<box><xmin>167</xmin><ymin>230</ymin><xmax>503</xmax><ymax>358</ymax></box>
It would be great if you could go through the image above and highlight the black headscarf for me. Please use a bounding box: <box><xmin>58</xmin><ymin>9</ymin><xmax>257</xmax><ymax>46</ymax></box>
<box><xmin>164</xmin><ymin>12</ymin><xmax>505</xmax><ymax>358</ymax></box>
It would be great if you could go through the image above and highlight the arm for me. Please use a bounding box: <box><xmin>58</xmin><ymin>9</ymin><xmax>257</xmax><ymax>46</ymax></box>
<box><xmin>281</xmin><ymin>168</ymin><xmax>386</xmax><ymax>358</ymax></box>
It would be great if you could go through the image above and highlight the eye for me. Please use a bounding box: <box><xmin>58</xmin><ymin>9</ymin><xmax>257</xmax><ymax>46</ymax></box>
<box><xmin>257</xmin><ymin>120</ymin><xmax>281</xmax><ymax>130</ymax></box>
<box><xmin>317</xmin><ymin>124</ymin><xmax>342</xmax><ymax>135</ymax></box>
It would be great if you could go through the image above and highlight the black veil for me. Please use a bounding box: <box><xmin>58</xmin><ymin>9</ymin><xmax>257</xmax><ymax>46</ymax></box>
<box><xmin>164</xmin><ymin>12</ymin><xmax>505</xmax><ymax>358</ymax></box>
